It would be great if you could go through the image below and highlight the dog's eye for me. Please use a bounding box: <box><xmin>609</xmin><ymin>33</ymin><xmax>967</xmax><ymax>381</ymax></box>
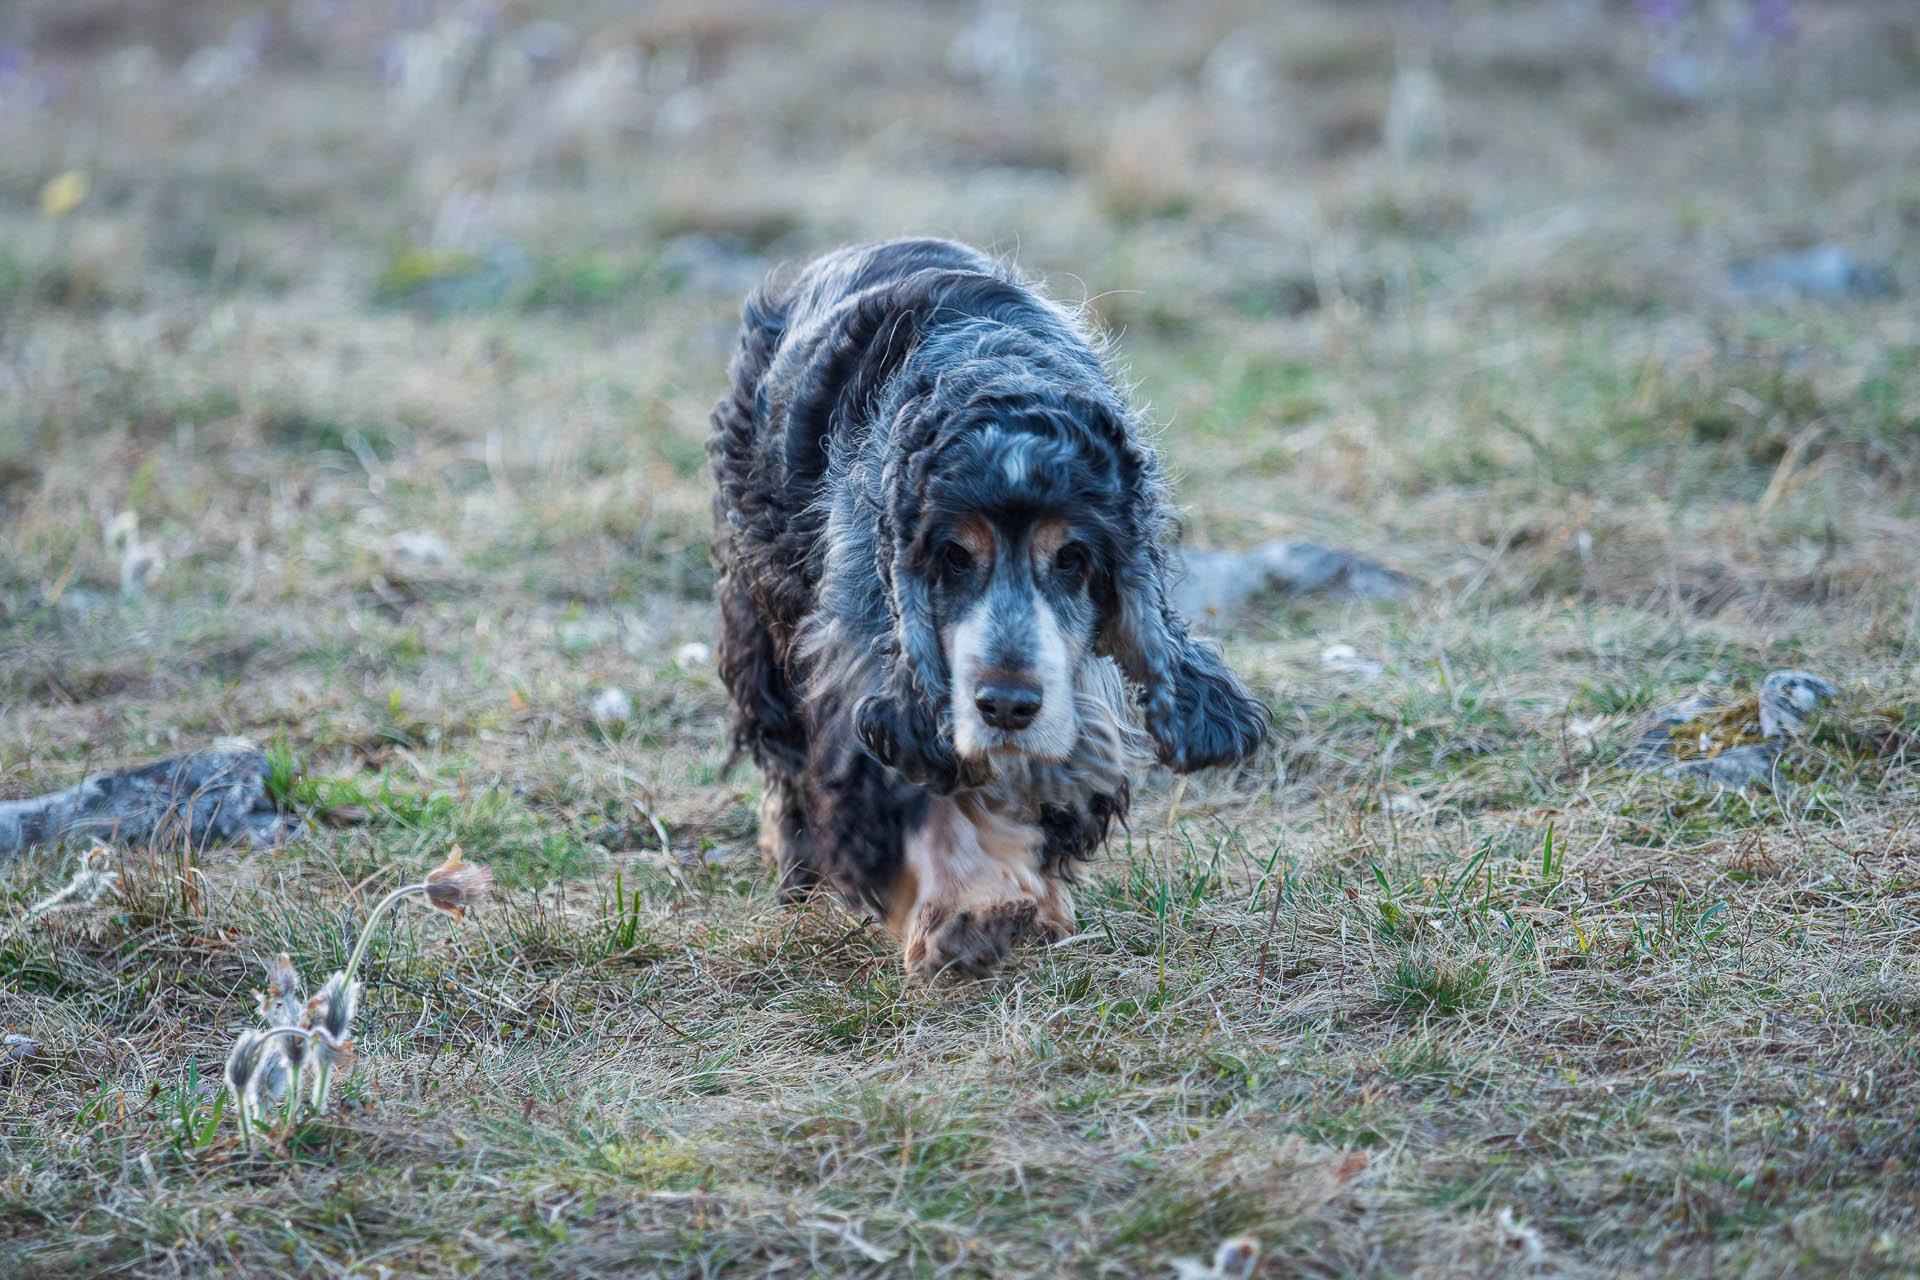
<box><xmin>1054</xmin><ymin>543</ymin><xmax>1089</xmax><ymax>582</ymax></box>
<box><xmin>939</xmin><ymin>542</ymin><xmax>975</xmax><ymax>581</ymax></box>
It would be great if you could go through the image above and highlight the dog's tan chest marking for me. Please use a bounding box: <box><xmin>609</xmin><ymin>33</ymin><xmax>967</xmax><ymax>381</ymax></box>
<box><xmin>890</xmin><ymin>796</ymin><xmax>1073</xmax><ymax>980</ymax></box>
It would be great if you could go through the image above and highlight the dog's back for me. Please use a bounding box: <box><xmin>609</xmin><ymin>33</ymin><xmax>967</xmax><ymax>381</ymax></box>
<box><xmin>709</xmin><ymin>238</ymin><xmax>1091</xmax><ymax>630</ymax></box>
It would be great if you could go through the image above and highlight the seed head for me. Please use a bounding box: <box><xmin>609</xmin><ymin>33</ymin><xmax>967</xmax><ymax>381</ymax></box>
<box><xmin>1214</xmin><ymin>1237</ymin><xmax>1260</xmax><ymax>1280</ymax></box>
<box><xmin>259</xmin><ymin>953</ymin><xmax>305</xmax><ymax>1023</ymax></box>
<box><xmin>314</xmin><ymin>972</ymin><xmax>361</xmax><ymax>1041</ymax></box>
<box><xmin>225</xmin><ymin>1029</ymin><xmax>271</xmax><ymax>1098</ymax></box>
<box><xmin>22</xmin><ymin>845</ymin><xmax>118</xmax><ymax>923</ymax></box>
<box><xmin>308</xmin><ymin>972</ymin><xmax>363</xmax><ymax>1072</ymax></box>
<box><xmin>255</xmin><ymin>952</ymin><xmax>309</xmax><ymax>1067</ymax></box>
<box><xmin>252</xmin><ymin>1042</ymin><xmax>291</xmax><ymax>1105</ymax></box>
<box><xmin>423</xmin><ymin>845</ymin><xmax>493</xmax><ymax>920</ymax></box>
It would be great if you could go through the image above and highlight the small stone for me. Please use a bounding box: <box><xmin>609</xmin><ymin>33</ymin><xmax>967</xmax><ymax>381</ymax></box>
<box><xmin>1319</xmin><ymin>643</ymin><xmax>1385</xmax><ymax>680</ymax></box>
<box><xmin>388</xmin><ymin>530</ymin><xmax>453</xmax><ymax>566</ymax></box>
<box><xmin>590</xmin><ymin>687</ymin><xmax>633</xmax><ymax>724</ymax></box>
<box><xmin>1729</xmin><ymin>245</ymin><xmax>1896</xmax><ymax>303</ymax></box>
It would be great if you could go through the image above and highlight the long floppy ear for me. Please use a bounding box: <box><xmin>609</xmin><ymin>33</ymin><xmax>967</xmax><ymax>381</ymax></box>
<box><xmin>778</xmin><ymin>274</ymin><xmax>980</xmax><ymax>794</ymax></box>
<box><xmin>1095</xmin><ymin>437</ymin><xmax>1271</xmax><ymax>773</ymax></box>
<box><xmin>853</xmin><ymin>569</ymin><xmax>986</xmax><ymax>794</ymax></box>
<box><xmin>847</xmin><ymin>398</ymin><xmax>992</xmax><ymax>795</ymax></box>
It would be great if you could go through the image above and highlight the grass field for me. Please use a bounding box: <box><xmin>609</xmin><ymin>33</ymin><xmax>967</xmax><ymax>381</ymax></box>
<box><xmin>4</xmin><ymin>2</ymin><xmax>1920</xmax><ymax>1275</ymax></box>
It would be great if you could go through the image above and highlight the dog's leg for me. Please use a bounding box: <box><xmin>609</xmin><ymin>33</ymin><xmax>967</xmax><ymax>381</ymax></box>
<box><xmin>716</xmin><ymin>569</ymin><xmax>807</xmax><ymax>780</ymax></box>
<box><xmin>757</xmin><ymin>777</ymin><xmax>818</xmax><ymax>902</ymax></box>
<box><xmin>717</xmin><ymin>567</ymin><xmax>823</xmax><ymax>898</ymax></box>
<box><xmin>888</xmin><ymin>799</ymin><xmax>1069</xmax><ymax>980</ymax></box>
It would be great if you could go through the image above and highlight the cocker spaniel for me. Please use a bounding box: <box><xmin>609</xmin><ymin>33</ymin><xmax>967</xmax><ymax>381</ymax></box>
<box><xmin>709</xmin><ymin>238</ymin><xmax>1269</xmax><ymax>979</ymax></box>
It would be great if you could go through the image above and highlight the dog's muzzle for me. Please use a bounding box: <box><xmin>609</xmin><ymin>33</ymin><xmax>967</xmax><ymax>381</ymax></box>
<box><xmin>973</xmin><ymin>672</ymin><xmax>1043</xmax><ymax>732</ymax></box>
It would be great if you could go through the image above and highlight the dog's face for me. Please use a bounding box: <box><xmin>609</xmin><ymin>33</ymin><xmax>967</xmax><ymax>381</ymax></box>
<box><xmin>906</xmin><ymin>422</ymin><xmax>1121</xmax><ymax>770</ymax></box>
<box><xmin>932</xmin><ymin>510</ymin><xmax>1095</xmax><ymax>764</ymax></box>
<box><xmin>856</xmin><ymin>384</ymin><xmax>1270</xmax><ymax>792</ymax></box>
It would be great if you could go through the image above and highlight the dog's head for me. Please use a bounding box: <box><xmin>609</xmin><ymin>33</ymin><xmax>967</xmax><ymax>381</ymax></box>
<box><xmin>854</xmin><ymin>370</ymin><xmax>1270</xmax><ymax>791</ymax></box>
<box><xmin>924</xmin><ymin>463</ymin><xmax>1096</xmax><ymax>767</ymax></box>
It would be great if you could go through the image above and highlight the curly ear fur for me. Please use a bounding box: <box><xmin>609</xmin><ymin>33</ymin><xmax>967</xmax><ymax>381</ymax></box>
<box><xmin>1095</xmin><ymin>432</ymin><xmax>1272</xmax><ymax>773</ymax></box>
<box><xmin>851</xmin><ymin>562</ymin><xmax>957</xmax><ymax>790</ymax></box>
<box><xmin>850</xmin><ymin>390</ymin><xmax>1012</xmax><ymax>794</ymax></box>
<box><xmin>852</xmin><ymin>688</ymin><xmax>987</xmax><ymax>793</ymax></box>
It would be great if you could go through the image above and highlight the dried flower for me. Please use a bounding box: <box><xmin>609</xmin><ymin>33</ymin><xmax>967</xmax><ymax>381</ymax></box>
<box><xmin>306</xmin><ymin>971</ymin><xmax>362</xmax><ymax>1109</ymax></box>
<box><xmin>225</xmin><ymin>1023</ymin><xmax>321</xmax><ymax>1144</ymax></box>
<box><xmin>252</xmin><ymin>1040</ymin><xmax>292</xmax><ymax>1108</ymax></box>
<box><xmin>258</xmin><ymin>953</ymin><xmax>304</xmax><ymax>1024</ymax></box>
<box><xmin>224</xmin><ymin>1030</ymin><xmax>267</xmax><ymax>1101</ymax></box>
<box><xmin>423</xmin><ymin>845</ymin><xmax>493</xmax><ymax>920</ymax></box>
<box><xmin>338</xmin><ymin>847</ymin><xmax>495</xmax><ymax>994</ymax></box>
<box><xmin>257</xmin><ymin>952</ymin><xmax>310</xmax><ymax>1083</ymax></box>
<box><xmin>21</xmin><ymin>845</ymin><xmax>118</xmax><ymax>924</ymax></box>
<box><xmin>224</xmin><ymin>1029</ymin><xmax>273</xmax><ymax>1148</ymax></box>
<box><xmin>1171</xmin><ymin>1236</ymin><xmax>1261</xmax><ymax>1280</ymax></box>
<box><xmin>314</xmin><ymin>971</ymin><xmax>362</xmax><ymax>1051</ymax></box>
<box><xmin>224</xmin><ymin>848</ymin><xmax>492</xmax><ymax>1141</ymax></box>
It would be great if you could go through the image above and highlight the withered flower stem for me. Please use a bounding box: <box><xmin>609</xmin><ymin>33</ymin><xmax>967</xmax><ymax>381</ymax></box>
<box><xmin>338</xmin><ymin>847</ymin><xmax>491</xmax><ymax>1003</ymax></box>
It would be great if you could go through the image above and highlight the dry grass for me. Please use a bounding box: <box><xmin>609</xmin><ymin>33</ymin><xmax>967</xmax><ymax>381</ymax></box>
<box><xmin>4</xmin><ymin>1</ymin><xmax>1920</xmax><ymax>1275</ymax></box>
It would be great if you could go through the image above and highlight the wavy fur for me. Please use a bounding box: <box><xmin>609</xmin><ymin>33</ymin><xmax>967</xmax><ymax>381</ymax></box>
<box><xmin>709</xmin><ymin>238</ymin><xmax>1269</xmax><ymax>946</ymax></box>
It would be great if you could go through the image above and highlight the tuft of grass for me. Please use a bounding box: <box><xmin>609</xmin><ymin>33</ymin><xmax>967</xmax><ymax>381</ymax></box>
<box><xmin>1382</xmin><ymin>947</ymin><xmax>1493</xmax><ymax>1017</ymax></box>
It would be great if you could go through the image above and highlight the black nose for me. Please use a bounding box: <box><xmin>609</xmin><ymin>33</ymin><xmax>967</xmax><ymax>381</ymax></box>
<box><xmin>976</xmin><ymin>679</ymin><xmax>1043</xmax><ymax>732</ymax></box>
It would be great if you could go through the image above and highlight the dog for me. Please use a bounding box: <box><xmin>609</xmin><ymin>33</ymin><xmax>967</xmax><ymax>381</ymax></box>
<box><xmin>709</xmin><ymin>238</ymin><xmax>1269</xmax><ymax>979</ymax></box>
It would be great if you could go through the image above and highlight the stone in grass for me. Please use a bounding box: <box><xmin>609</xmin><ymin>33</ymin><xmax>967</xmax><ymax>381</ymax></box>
<box><xmin>1728</xmin><ymin>246</ymin><xmax>1896</xmax><ymax>303</ymax></box>
<box><xmin>1624</xmin><ymin>670</ymin><xmax>1839</xmax><ymax>789</ymax></box>
<box><xmin>1170</xmin><ymin>541</ymin><xmax>1414</xmax><ymax>630</ymax></box>
<box><xmin>0</xmin><ymin>741</ymin><xmax>297</xmax><ymax>859</ymax></box>
<box><xmin>589</xmin><ymin>686</ymin><xmax>634</xmax><ymax>725</ymax></box>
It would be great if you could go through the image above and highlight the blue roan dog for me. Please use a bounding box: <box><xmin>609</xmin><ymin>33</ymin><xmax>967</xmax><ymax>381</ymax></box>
<box><xmin>709</xmin><ymin>238</ymin><xmax>1269</xmax><ymax>979</ymax></box>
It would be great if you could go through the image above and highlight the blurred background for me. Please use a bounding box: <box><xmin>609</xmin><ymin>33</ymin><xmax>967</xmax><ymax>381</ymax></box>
<box><xmin>1</xmin><ymin>0</ymin><xmax>1917</xmax><ymax>775</ymax></box>
<box><xmin>7</xmin><ymin>12</ymin><xmax>1920</xmax><ymax>1272</ymax></box>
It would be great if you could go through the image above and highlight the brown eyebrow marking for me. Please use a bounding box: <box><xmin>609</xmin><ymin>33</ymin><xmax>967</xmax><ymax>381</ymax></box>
<box><xmin>1029</xmin><ymin>518</ymin><xmax>1071</xmax><ymax>564</ymax></box>
<box><xmin>954</xmin><ymin>517</ymin><xmax>995</xmax><ymax>569</ymax></box>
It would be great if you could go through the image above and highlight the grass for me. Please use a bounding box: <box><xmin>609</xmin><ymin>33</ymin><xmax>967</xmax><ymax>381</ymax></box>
<box><xmin>4</xmin><ymin>0</ymin><xmax>1920</xmax><ymax>1275</ymax></box>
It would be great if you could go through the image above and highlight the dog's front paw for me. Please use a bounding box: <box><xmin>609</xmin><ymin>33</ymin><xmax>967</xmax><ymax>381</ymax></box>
<box><xmin>904</xmin><ymin>899</ymin><xmax>1038</xmax><ymax>981</ymax></box>
<box><xmin>855</xmin><ymin>694</ymin><xmax>969</xmax><ymax>793</ymax></box>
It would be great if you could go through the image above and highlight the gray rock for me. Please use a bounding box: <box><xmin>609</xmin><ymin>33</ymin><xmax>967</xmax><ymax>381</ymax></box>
<box><xmin>656</xmin><ymin>234</ymin><xmax>768</xmax><ymax>300</ymax></box>
<box><xmin>1170</xmin><ymin>541</ymin><xmax>1414</xmax><ymax>628</ymax></box>
<box><xmin>1757</xmin><ymin>669</ymin><xmax>1838</xmax><ymax>739</ymax></box>
<box><xmin>1624</xmin><ymin>669</ymin><xmax>1839</xmax><ymax>789</ymax></box>
<box><xmin>1661</xmin><ymin>743</ymin><xmax>1785</xmax><ymax>788</ymax></box>
<box><xmin>0</xmin><ymin>744</ymin><xmax>297</xmax><ymax>858</ymax></box>
<box><xmin>1728</xmin><ymin>245</ymin><xmax>1896</xmax><ymax>302</ymax></box>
